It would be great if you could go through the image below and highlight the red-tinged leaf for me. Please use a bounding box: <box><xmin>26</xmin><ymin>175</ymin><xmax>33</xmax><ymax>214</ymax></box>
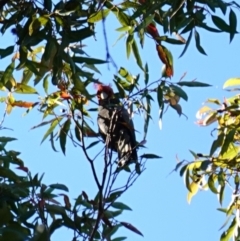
<box><xmin>59</xmin><ymin>194</ymin><xmax>71</xmax><ymax>209</ymax></box>
<box><xmin>16</xmin><ymin>166</ymin><xmax>29</xmax><ymax>173</ymax></box>
<box><xmin>146</xmin><ymin>22</ymin><xmax>160</xmax><ymax>39</ymax></box>
<box><xmin>102</xmin><ymin>215</ymin><xmax>113</xmax><ymax>228</ymax></box>
<box><xmin>165</xmin><ymin>65</ymin><xmax>173</xmax><ymax>78</ymax></box>
<box><xmin>120</xmin><ymin>222</ymin><xmax>143</xmax><ymax>237</ymax></box>
<box><xmin>12</xmin><ymin>101</ymin><xmax>36</xmax><ymax>108</ymax></box>
<box><xmin>83</xmin><ymin>127</ymin><xmax>99</xmax><ymax>137</ymax></box>
<box><xmin>156</xmin><ymin>44</ymin><xmax>168</xmax><ymax>65</ymax></box>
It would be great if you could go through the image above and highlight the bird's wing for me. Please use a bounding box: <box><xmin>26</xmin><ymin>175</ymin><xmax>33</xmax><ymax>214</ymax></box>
<box><xmin>118</xmin><ymin>106</ymin><xmax>137</xmax><ymax>144</ymax></box>
<box><xmin>97</xmin><ymin>106</ymin><xmax>110</xmax><ymax>135</ymax></box>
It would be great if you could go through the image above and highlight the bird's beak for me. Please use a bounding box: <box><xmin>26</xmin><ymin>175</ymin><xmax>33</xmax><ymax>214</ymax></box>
<box><xmin>100</xmin><ymin>92</ymin><xmax>109</xmax><ymax>100</ymax></box>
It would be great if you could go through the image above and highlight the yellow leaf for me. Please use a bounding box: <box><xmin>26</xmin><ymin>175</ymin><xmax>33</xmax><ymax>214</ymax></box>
<box><xmin>187</xmin><ymin>182</ymin><xmax>198</xmax><ymax>204</ymax></box>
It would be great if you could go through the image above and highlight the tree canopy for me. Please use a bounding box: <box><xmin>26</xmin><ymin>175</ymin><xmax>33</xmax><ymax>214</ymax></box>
<box><xmin>0</xmin><ymin>0</ymin><xmax>239</xmax><ymax>241</ymax></box>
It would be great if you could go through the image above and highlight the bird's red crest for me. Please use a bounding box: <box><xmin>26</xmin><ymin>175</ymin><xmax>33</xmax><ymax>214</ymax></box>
<box><xmin>95</xmin><ymin>83</ymin><xmax>114</xmax><ymax>101</ymax></box>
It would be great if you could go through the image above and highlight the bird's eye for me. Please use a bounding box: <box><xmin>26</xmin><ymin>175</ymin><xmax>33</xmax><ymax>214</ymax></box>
<box><xmin>100</xmin><ymin>92</ymin><xmax>109</xmax><ymax>99</ymax></box>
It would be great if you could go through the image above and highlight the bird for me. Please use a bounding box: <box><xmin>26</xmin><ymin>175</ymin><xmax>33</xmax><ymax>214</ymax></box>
<box><xmin>96</xmin><ymin>84</ymin><xmax>138</xmax><ymax>166</ymax></box>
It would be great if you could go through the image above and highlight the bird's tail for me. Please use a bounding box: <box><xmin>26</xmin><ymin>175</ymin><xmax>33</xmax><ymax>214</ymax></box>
<box><xmin>116</xmin><ymin>131</ymin><xmax>138</xmax><ymax>167</ymax></box>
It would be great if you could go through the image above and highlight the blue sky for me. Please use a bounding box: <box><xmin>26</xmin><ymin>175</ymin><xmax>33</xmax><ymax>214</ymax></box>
<box><xmin>0</xmin><ymin>5</ymin><xmax>239</xmax><ymax>241</ymax></box>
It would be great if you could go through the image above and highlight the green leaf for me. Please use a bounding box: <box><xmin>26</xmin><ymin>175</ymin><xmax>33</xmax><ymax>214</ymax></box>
<box><xmin>229</xmin><ymin>9</ymin><xmax>237</xmax><ymax>42</ymax></box>
<box><xmin>88</xmin><ymin>9</ymin><xmax>110</xmax><ymax>23</ymax></box>
<box><xmin>179</xmin><ymin>30</ymin><xmax>192</xmax><ymax>58</ymax></box>
<box><xmin>0</xmin><ymin>137</ymin><xmax>17</xmax><ymax>143</ymax></box>
<box><xmin>220</xmin><ymin>217</ymin><xmax>237</xmax><ymax>241</ymax></box>
<box><xmin>198</xmin><ymin>22</ymin><xmax>222</xmax><ymax>33</ymax></box>
<box><xmin>132</xmin><ymin>38</ymin><xmax>143</xmax><ymax>70</ymax></box>
<box><xmin>157</xmin><ymin>85</ymin><xmax>163</xmax><ymax>109</ymax></box>
<box><xmin>104</xmin><ymin>210</ymin><xmax>123</xmax><ymax>218</ymax></box>
<box><xmin>113</xmin><ymin>11</ymin><xmax>130</xmax><ymax>26</ymax></box>
<box><xmin>59</xmin><ymin>118</ymin><xmax>71</xmax><ymax>155</ymax></box>
<box><xmin>111</xmin><ymin>202</ymin><xmax>132</xmax><ymax>211</ymax></box>
<box><xmin>143</xmin><ymin>96</ymin><xmax>151</xmax><ymax>140</ymax></box>
<box><xmin>126</xmin><ymin>34</ymin><xmax>133</xmax><ymax>59</ymax></box>
<box><xmin>60</xmin><ymin>28</ymin><xmax>94</xmax><ymax>43</ymax></box>
<box><xmin>212</xmin><ymin>15</ymin><xmax>230</xmax><ymax>32</ymax></box>
<box><xmin>0</xmin><ymin>61</ymin><xmax>15</xmax><ymax>85</ymax></box>
<box><xmin>49</xmin><ymin>183</ymin><xmax>69</xmax><ymax>192</ymax></box>
<box><xmin>21</xmin><ymin>68</ymin><xmax>33</xmax><ymax>85</ymax></box>
<box><xmin>45</xmin><ymin>204</ymin><xmax>67</xmax><ymax>216</ymax></box>
<box><xmin>25</xmin><ymin>60</ymin><xmax>41</xmax><ymax>76</ymax></box>
<box><xmin>223</xmin><ymin>78</ymin><xmax>240</xmax><ymax>89</ymax></box>
<box><xmin>219</xmin><ymin>144</ymin><xmax>239</xmax><ymax>160</ymax></box>
<box><xmin>112</xmin><ymin>237</ymin><xmax>127</xmax><ymax>241</ymax></box>
<box><xmin>0</xmin><ymin>46</ymin><xmax>14</xmax><ymax>59</ymax></box>
<box><xmin>135</xmin><ymin>15</ymin><xmax>154</xmax><ymax>32</ymax></box>
<box><xmin>177</xmin><ymin>81</ymin><xmax>211</xmax><ymax>87</ymax></box>
<box><xmin>38</xmin><ymin>16</ymin><xmax>50</xmax><ymax>27</ymax></box>
<box><xmin>218</xmin><ymin>184</ymin><xmax>225</xmax><ymax>206</ymax></box>
<box><xmin>170</xmin><ymin>85</ymin><xmax>188</xmax><ymax>101</ymax></box>
<box><xmin>44</xmin><ymin>0</ymin><xmax>52</xmax><ymax>11</ymax></box>
<box><xmin>116</xmin><ymin>26</ymin><xmax>132</xmax><ymax>32</ymax></box>
<box><xmin>86</xmin><ymin>140</ymin><xmax>100</xmax><ymax>150</ymax></box>
<box><xmin>140</xmin><ymin>153</ymin><xmax>162</xmax><ymax>159</ymax></box>
<box><xmin>114</xmin><ymin>80</ymin><xmax>125</xmax><ymax>98</ymax></box>
<box><xmin>43</xmin><ymin>74</ymin><xmax>49</xmax><ymax>94</ymax></box>
<box><xmin>72</xmin><ymin>56</ymin><xmax>108</xmax><ymax>65</ymax></box>
<box><xmin>0</xmin><ymin>167</ymin><xmax>20</xmax><ymax>182</ymax></box>
<box><xmin>14</xmin><ymin>83</ymin><xmax>38</xmax><ymax>94</ymax></box>
<box><xmin>41</xmin><ymin>117</ymin><xmax>63</xmax><ymax>144</ymax></box>
<box><xmin>29</xmin><ymin>16</ymin><xmax>40</xmax><ymax>36</ymax></box>
<box><xmin>184</xmin><ymin>168</ymin><xmax>191</xmax><ymax>192</ymax></box>
<box><xmin>144</xmin><ymin>63</ymin><xmax>149</xmax><ymax>85</ymax></box>
<box><xmin>120</xmin><ymin>222</ymin><xmax>143</xmax><ymax>237</ymax></box>
<box><xmin>49</xmin><ymin>219</ymin><xmax>63</xmax><ymax>236</ymax></box>
<box><xmin>208</xmin><ymin>174</ymin><xmax>218</xmax><ymax>194</ymax></box>
<box><xmin>194</xmin><ymin>30</ymin><xmax>207</xmax><ymax>55</ymax></box>
<box><xmin>161</xmin><ymin>37</ymin><xmax>185</xmax><ymax>45</ymax></box>
<box><xmin>206</xmin><ymin>98</ymin><xmax>221</xmax><ymax>105</ymax></box>
<box><xmin>82</xmin><ymin>64</ymin><xmax>101</xmax><ymax>74</ymax></box>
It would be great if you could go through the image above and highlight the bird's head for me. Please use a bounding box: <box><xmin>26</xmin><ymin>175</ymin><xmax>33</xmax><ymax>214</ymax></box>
<box><xmin>96</xmin><ymin>84</ymin><xmax>114</xmax><ymax>102</ymax></box>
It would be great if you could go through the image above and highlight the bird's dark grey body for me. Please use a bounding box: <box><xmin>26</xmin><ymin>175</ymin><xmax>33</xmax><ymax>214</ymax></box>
<box><xmin>97</xmin><ymin>99</ymin><xmax>138</xmax><ymax>166</ymax></box>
